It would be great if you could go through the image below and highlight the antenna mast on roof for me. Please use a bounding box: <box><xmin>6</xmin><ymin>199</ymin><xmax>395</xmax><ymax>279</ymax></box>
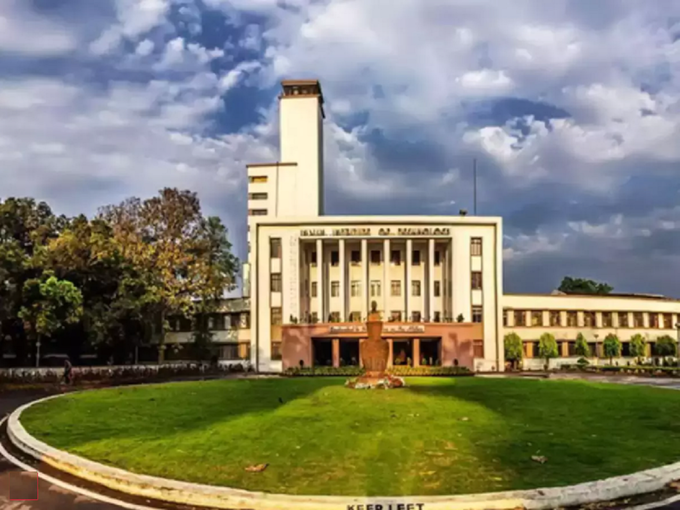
<box><xmin>473</xmin><ymin>158</ymin><xmax>477</xmax><ymax>215</ymax></box>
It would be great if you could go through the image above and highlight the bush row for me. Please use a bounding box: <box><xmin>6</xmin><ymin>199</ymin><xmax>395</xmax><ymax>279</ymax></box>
<box><xmin>0</xmin><ymin>362</ymin><xmax>252</xmax><ymax>385</ymax></box>
<box><xmin>284</xmin><ymin>366</ymin><xmax>471</xmax><ymax>377</ymax></box>
<box><xmin>559</xmin><ymin>364</ymin><xmax>680</xmax><ymax>377</ymax></box>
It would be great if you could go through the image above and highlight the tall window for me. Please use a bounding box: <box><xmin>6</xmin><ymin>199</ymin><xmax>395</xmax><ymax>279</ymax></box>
<box><xmin>650</xmin><ymin>313</ymin><xmax>659</xmax><ymax>328</ymax></box>
<box><xmin>471</xmin><ymin>271</ymin><xmax>482</xmax><ymax>290</ymax></box>
<box><xmin>472</xmin><ymin>306</ymin><xmax>483</xmax><ymax>323</ymax></box>
<box><xmin>330</xmin><ymin>250</ymin><xmax>339</xmax><ymax>266</ymax></box>
<box><xmin>619</xmin><ymin>312</ymin><xmax>629</xmax><ymax>328</ymax></box>
<box><xmin>248</xmin><ymin>192</ymin><xmax>267</xmax><ymax>200</ymax></box>
<box><xmin>584</xmin><ymin>311</ymin><xmax>595</xmax><ymax>327</ymax></box>
<box><xmin>271</xmin><ymin>307</ymin><xmax>282</xmax><ymax>325</ymax></box>
<box><xmin>390</xmin><ymin>311</ymin><xmax>402</xmax><ymax>321</ymax></box>
<box><xmin>248</xmin><ymin>175</ymin><xmax>267</xmax><ymax>183</ymax></box>
<box><xmin>370</xmin><ymin>250</ymin><xmax>381</xmax><ymax>264</ymax></box>
<box><xmin>412</xmin><ymin>280</ymin><xmax>421</xmax><ymax>297</ymax></box>
<box><xmin>471</xmin><ymin>238</ymin><xmax>482</xmax><ymax>256</ymax></box>
<box><xmin>350</xmin><ymin>281</ymin><xmax>361</xmax><ymax>297</ymax></box>
<box><xmin>434</xmin><ymin>250</ymin><xmax>441</xmax><ymax>266</ymax></box>
<box><xmin>311</xmin><ymin>281</ymin><xmax>317</xmax><ymax>297</ymax></box>
<box><xmin>566</xmin><ymin>311</ymin><xmax>577</xmax><ymax>327</ymax></box>
<box><xmin>602</xmin><ymin>311</ymin><xmax>612</xmax><ymax>328</ymax></box>
<box><xmin>412</xmin><ymin>250</ymin><xmax>421</xmax><ymax>265</ymax></box>
<box><xmin>350</xmin><ymin>250</ymin><xmax>361</xmax><ymax>265</ymax></box>
<box><xmin>531</xmin><ymin>311</ymin><xmax>543</xmax><ymax>327</ymax></box>
<box><xmin>503</xmin><ymin>310</ymin><xmax>508</xmax><ymax>326</ymax></box>
<box><xmin>434</xmin><ymin>281</ymin><xmax>441</xmax><ymax>297</ymax></box>
<box><xmin>330</xmin><ymin>311</ymin><xmax>341</xmax><ymax>322</ymax></box>
<box><xmin>391</xmin><ymin>280</ymin><xmax>401</xmax><ymax>297</ymax></box>
<box><xmin>412</xmin><ymin>311</ymin><xmax>422</xmax><ymax>322</ymax></box>
<box><xmin>370</xmin><ymin>280</ymin><xmax>381</xmax><ymax>297</ymax></box>
<box><xmin>349</xmin><ymin>311</ymin><xmax>361</xmax><ymax>322</ymax></box>
<box><xmin>310</xmin><ymin>251</ymin><xmax>317</xmax><ymax>266</ymax></box>
<box><xmin>434</xmin><ymin>311</ymin><xmax>441</xmax><ymax>322</ymax></box>
<box><xmin>514</xmin><ymin>310</ymin><xmax>526</xmax><ymax>326</ymax></box>
<box><xmin>390</xmin><ymin>250</ymin><xmax>401</xmax><ymax>265</ymax></box>
<box><xmin>664</xmin><ymin>313</ymin><xmax>673</xmax><ymax>329</ymax></box>
<box><xmin>331</xmin><ymin>281</ymin><xmax>340</xmax><ymax>297</ymax></box>
<box><xmin>269</xmin><ymin>238</ymin><xmax>281</xmax><ymax>258</ymax></box>
<box><xmin>550</xmin><ymin>311</ymin><xmax>561</xmax><ymax>327</ymax></box>
<box><xmin>270</xmin><ymin>273</ymin><xmax>282</xmax><ymax>292</ymax></box>
<box><xmin>249</xmin><ymin>209</ymin><xmax>267</xmax><ymax>216</ymax></box>
<box><xmin>634</xmin><ymin>312</ymin><xmax>644</xmax><ymax>328</ymax></box>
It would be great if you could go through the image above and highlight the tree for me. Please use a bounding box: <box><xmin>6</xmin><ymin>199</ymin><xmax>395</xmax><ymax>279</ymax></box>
<box><xmin>574</xmin><ymin>333</ymin><xmax>590</xmax><ymax>358</ymax></box>
<box><xmin>558</xmin><ymin>276</ymin><xmax>613</xmax><ymax>295</ymax></box>
<box><xmin>655</xmin><ymin>335</ymin><xmax>676</xmax><ymax>362</ymax></box>
<box><xmin>603</xmin><ymin>333</ymin><xmax>621</xmax><ymax>365</ymax></box>
<box><xmin>191</xmin><ymin>313</ymin><xmax>213</xmax><ymax>361</ymax></box>
<box><xmin>504</xmin><ymin>333</ymin><xmax>523</xmax><ymax>370</ymax></box>
<box><xmin>18</xmin><ymin>274</ymin><xmax>83</xmax><ymax>366</ymax></box>
<box><xmin>538</xmin><ymin>333</ymin><xmax>559</xmax><ymax>370</ymax></box>
<box><xmin>629</xmin><ymin>334</ymin><xmax>646</xmax><ymax>365</ymax></box>
<box><xmin>100</xmin><ymin>188</ymin><xmax>239</xmax><ymax>362</ymax></box>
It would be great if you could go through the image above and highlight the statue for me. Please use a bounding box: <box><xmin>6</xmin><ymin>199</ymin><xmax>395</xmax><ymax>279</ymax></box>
<box><xmin>346</xmin><ymin>300</ymin><xmax>405</xmax><ymax>389</ymax></box>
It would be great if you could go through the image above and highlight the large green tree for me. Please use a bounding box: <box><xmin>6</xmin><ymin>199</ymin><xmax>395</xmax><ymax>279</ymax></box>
<box><xmin>538</xmin><ymin>333</ymin><xmax>559</xmax><ymax>370</ymax></box>
<box><xmin>603</xmin><ymin>334</ymin><xmax>621</xmax><ymax>365</ymax></box>
<box><xmin>574</xmin><ymin>333</ymin><xmax>590</xmax><ymax>358</ymax></box>
<box><xmin>504</xmin><ymin>333</ymin><xmax>523</xmax><ymax>370</ymax></box>
<box><xmin>655</xmin><ymin>335</ymin><xmax>677</xmax><ymax>363</ymax></box>
<box><xmin>629</xmin><ymin>334</ymin><xmax>646</xmax><ymax>365</ymax></box>
<box><xmin>558</xmin><ymin>276</ymin><xmax>613</xmax><ymax>295</ymax></box>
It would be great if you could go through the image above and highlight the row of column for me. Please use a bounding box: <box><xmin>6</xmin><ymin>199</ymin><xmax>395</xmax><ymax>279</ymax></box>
<box><xmin>330</xmin><ymin>338</ymin><xmax>423</xmax><ymax>367</ymax></box>
<box><xmin>508</xmin><ymin>310</ymin><xmax>679</xmax><ymax>329</ymax></box>
<box><xmin>314</xmin><ymin>238</ymin><xmax>439</xmax><ymax>322</ymax></box>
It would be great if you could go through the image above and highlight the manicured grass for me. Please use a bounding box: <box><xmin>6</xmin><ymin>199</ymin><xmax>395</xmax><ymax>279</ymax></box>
<box><xmin>20</xmin><ymin>377</ymin><xmax>680</xmax><ymax>496</ymax></box>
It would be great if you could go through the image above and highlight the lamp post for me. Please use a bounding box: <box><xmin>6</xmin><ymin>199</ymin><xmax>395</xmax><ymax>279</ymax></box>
<box><xmin>35</xmin><ymin>339</ymin><xmax>41</xmax><ymax>368</ymax></box>
<box><xmin>675</xmin><ymin>322</ymin><xmax>680</xmax><ymax>368</ymax></box>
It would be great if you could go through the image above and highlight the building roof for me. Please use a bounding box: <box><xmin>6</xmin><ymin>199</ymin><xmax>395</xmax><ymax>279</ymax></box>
<box><xmin>506</xmin><ymin>292</ymin><xmax>679</xmax><ymax>302</ymax></box>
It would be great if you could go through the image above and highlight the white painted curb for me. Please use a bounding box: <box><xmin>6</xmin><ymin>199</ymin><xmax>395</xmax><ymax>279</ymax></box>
<box><xmin>8</xmin><ymin>392</ymin><xmax>680</xmax><ymax>510</ymax></box>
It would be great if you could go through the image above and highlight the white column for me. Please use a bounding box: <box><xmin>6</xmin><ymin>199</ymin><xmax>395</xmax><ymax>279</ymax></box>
<box><xmin>449</xmin><ymin>238</ymin><xmax>455</xmax><ymax>321</ymax></box>
<box><xmin>339</xmin><ymin>238</ymin><xmax>346</xmax><ymax>321</ymax></box>
<box><xmin>383</xmin><ymin>238</ymin><xmax>390</xmax><ymax>319</ymax></box>
<box><xmin>316</xmin><ymin>239</ymin><xmax>324</xmax><ymax>322</ymax></box>
<box><xmin>406</xmin><ymin>239</ymin><xmax>412</xmax><ymax>321</ymax></box>
<box><xmin>361</xmin><ymin>239</ymin><xmax>368</xmax><ymax>319</ymax></box>
<box><xmin>428</xmin><ymin>238</ymin><xmax>435</xmax><ymax>321</ymax></box>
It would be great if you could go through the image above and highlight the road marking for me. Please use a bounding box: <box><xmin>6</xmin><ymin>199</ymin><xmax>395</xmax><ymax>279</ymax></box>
<box><xmin>0</xmin><ymin>417</ymin><xmax>162</xmax><ymax>510</ymax></box>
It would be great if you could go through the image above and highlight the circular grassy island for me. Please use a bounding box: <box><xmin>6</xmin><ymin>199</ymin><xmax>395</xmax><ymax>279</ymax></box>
<box><xmin>20</xmin><ymin>377</ymin><xmax>680</xmax><ymax>496</ymax></box>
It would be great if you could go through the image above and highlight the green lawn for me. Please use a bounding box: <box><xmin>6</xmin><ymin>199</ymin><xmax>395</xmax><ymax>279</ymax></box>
<box><xmin>20</xmin><ymin>377</ymin><xmax>680</xmax><ymax>496</ymax></box>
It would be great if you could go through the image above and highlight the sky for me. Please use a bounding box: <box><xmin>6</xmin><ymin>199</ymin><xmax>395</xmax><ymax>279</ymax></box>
<box><xmin>2</xmin><ymin>0</ymin><xmax>680</xmax><ymax>296</ymax></box>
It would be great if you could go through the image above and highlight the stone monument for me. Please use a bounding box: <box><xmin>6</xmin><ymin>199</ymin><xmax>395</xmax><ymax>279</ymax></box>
<box><xmin>346</xmin><ymin>301</ymin><xmax>405</xmax><ymax>389</ymax></box>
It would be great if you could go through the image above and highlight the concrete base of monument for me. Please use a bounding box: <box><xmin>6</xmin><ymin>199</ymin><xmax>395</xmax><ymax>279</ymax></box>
<box><xmin>345</xmin><ymin>374</ymin><xmax>406</xmax><ymax>389</ymax></box>
<box><xmin>9</xmin><ymin>392</ymin><xmax>680</xmax><ymax>510</ymax></box>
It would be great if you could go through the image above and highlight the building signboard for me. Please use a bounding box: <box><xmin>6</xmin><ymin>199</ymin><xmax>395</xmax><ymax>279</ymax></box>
<box><xmin>300</xmin><ymin>227</ymin><xmax>450</xmax><ymax>237</ymax></box>
<box><xmin>328</xmin><ymin>324</ymin><xmax>426</xmax><ymax>334</ymax></box>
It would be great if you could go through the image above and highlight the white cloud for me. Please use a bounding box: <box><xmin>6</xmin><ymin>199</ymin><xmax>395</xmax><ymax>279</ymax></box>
<box><xmin>0</xmin><ymin>1</ymin><xmax>77</xmax><ymax>56</ymax></box>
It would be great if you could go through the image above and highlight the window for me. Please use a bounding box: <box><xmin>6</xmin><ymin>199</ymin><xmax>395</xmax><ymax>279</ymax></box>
<box><xmin>271</xmin><ymin>342</ymin><xmax>282</xmax><ymax>360</ymax></box>
<box><xmin>350</xmin><ymin>250</ymin><xmax>361</xmax><ymax>265</ymax></box>
<box><xmin>249</xmin><ymin>209</ymin><xmax>267</xmax><ymax>216</ymax></box>
<box><xmin>331</xmin><ymin>281</ymin><xmax>340</xmax><ymax>297</ymax></box>
<box><xmin>390</xmin><ymin>311</ymin><xmax>402</xmax><ymax>321</ymax></box>
<box><xmin>351</xmin><ymin>281</ymin><xmax>361</xmax><ymax>297</ymax></box>
<box><xmin>650</xmin><ymin>313</ymin><xmax>659</xmax><ymax>328</ymax></box>
<box><xmin>434</xmin><ymin>250</ymin><xmax>441</xmax><ymax>266</ymax></box>
<box><xmin>471</xmin><ymin>238</ymin><xmax>482</xmax><ymax>256</ymax></box>
<box><xmin>213</xmin><ymin>314</ymin><xmax>226</xmax><ymax>330</ymax></box>
<box><xmin>310</xmin><ymin>312</ymin><xmax>318</xmax><ymax>323</ymax></box>
<box><xmin>434</xmin><ymin>311</ymin><xmax>441</xmax><ymax>322</ymax></box>
<box><xmin>412</xmin><ymin>311</ymin><xmax>422</xmax><ymax>322</ymax></box>
<box><xmin>550</xmin><ymin>311</ymin><xmax>561</xmax><ymax>327</ymax></box>
<box><xmin>514</xmin><ymin>310</ymin><xmax>526</xmax><ymax>326</ymax></box>
<box><xmin>310</xmin><ymin>251</ymin><xmax>317</xmax><ymax>266</ymax></box>
<box><xmin>330</xmin><ymin>311</ymin><xmax>341</xmax><ymax>322</ymax></box>
<box><xmin>664</xmin><ymin>313</ymin><xmax>673</xmax><ymax>329</ymax></box>
<box><xmin>473</xmin><ymin>339</ymin><xmax>484</xmax><ymax>358</ymax></box>
<box><xmin>602</xmin><ymin>311</ymin><xmax>612</xmax><ymax>328</ymax></box>
<box><xmin>434</xmin><ymin>281</ymin><xmax>441</xmax><ymax>297</ymax></box>
<box><xmin>207</xmin><ymin>315</ymin><xmax>214</xmax><ymax>330</ymax></box>
<box><xmin>412</xmin><ymin>250</ymin><xmax>421</xmax><ymax>265</ymax></box>
<box><xmin>412</xmin><ymin>280</ymin><xmax>421</xmax><ymax>297</ymax></box>
<box><xmin>330</xmin><ymin>250</ymin><xmax>339</xmax><ymax>266</ymax></box>
<box><xmin>567</xmin><ymin>311</ymin><xmax>577</xmax><ymax>327</ymax></box>
<box><xmin>349</xmin><ymin>311</ymin><xmax>361</xmax><ymax>322</ymax></box>
<box><xmin>531</xmin><ymin>310</ymin><xmax>543</xmax><ymax>327</ymax></box>
<box><xmin>584</xmin><ymin>311</ymin><xmax>595</xmax><ymax>327</ymax></box>
<box><xmin>471</xmin><ymin>271</ymin><xmax>482</xmax><ymax>290</ymax></box>
<box><xmin>503</xmin><ymin>310</ymin><xmax>508</xmax><ymax>326</ymax></box>
<box><xmin>634</xmin><ymin>312</ymin><xmax>644</xmax><ymax>328</ymax></box>
<box><xmin>370</xmin><ymin>280</ymin><xmax>381</xmax><ymax>297</ymax></box>
<box><xmin>248</xmin><ymin>192</ymin><xmax>267</xmax><ymax>200</ymax></box>
<box><xmin>390</xmin><ymin>250</ymin><xmax>401</xmax><ymax>265</ymax></box>
<box><xmin>311</xmin><ymin>281</ymin><xmax>317</xmax><ymax>297</ymax></box>
<box><xmin>248</xmin><ymin>175</ymin><xmax>267</xmax><ymax>183</ymax></box>
<box><xmin>240</xmin><ymin>312</ymin><xmax>250</xmax><ymax>329</ymax></box>
<box><xmin>370</xmin><ymin>250</ymin><xmax>381</xmax><ymax>264</ymax></box>
<box><xmin>391</xmin><ymin>280</ymin><xmax>401</xmax><ymax>297</ymax></box>
<box><xmin>472</xmin><ymin>306</ymin><xmax>483</xmax><ymax>323</ymax></box>
<box><xmin>271</xmin><ymin>307</ymin><xmax>282</xmax><ymax>325</ymax></box>
<box><xmin>619</xmin><ymin>312</ymin><xmax>629</xmax><ymax>328</ymax></box>
<box><xmin>270</xmin><ymin>273</ymin><xmax>282</xmax><ymax>292</ymax></box>
<box><xmin>270</xmin><ymin>238</ymin><xmax>281</xmax><ymax>258</ymax></box>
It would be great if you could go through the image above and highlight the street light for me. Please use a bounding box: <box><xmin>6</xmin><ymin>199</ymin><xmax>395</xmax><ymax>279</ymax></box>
<box><xmin>35</xmin><ymin>339</ymin><xmax>41</xmax><ymax>368</ymax></box>
<box><xmin>675</xmin><ymin>322</ymin><xmax>680</xmax><ymax>368</ymax></box>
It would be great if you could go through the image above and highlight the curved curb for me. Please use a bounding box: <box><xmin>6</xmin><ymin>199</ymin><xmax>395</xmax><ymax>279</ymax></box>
<box><xmin>8</xmin><ymin>392</ymin><xmax>680</xmax><ymax>510</ymax></box>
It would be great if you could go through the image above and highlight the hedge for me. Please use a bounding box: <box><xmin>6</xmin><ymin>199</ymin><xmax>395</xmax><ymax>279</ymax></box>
<box><xmin>284</xmin><ymin>366</ymin><xmax>471</xmax><ymax>377</ymax></box>
<box><xmin>559</xmin><ymin>364</ymin><xmax>680</xmax><ymax>377</ymax></box>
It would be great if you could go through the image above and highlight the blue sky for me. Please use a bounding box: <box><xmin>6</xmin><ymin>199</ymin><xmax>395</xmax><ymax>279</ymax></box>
<box><xmin>2</xmin><ymin>0</ymin><xmax>680</xmax><ymax>296</ymax></box>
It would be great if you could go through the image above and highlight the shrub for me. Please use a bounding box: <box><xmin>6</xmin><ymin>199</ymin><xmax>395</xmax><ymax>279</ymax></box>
<box><xmin>284</xmin><ymin>366</ymin><xmax>472</xmax><ymax>377</ymax></box>
<box><xmin>504</xmin><ymin>333</ymin><xmax>523</xmax><ymax>370</ymax></box>
<box><xmin>538</xmin><ymin>333</ymin><xmax>558</xmax><ymax>369</ymax></box>
<box><xmin>284</xmin><ymin>367</ymin><xmax>365</xmax><ymax>377</ymax></box>
<box><xmin>387</xmin><ymin>366</ymin><xmax>471</xmax><ymax>377</ymax></box>
<box><xmin>603</xmin><ymin>334</ymin><xmax>621</xmax><ymax>365</ymax></box>
<box><xmin>656</xmin><ymin>335</ymin><xmax>677</xmax><ymax>360</ymax></box>
<box><xmin>576</xmin><ymin>357</ymin><xmax>589</xmax><ymax>368</ymax></box>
